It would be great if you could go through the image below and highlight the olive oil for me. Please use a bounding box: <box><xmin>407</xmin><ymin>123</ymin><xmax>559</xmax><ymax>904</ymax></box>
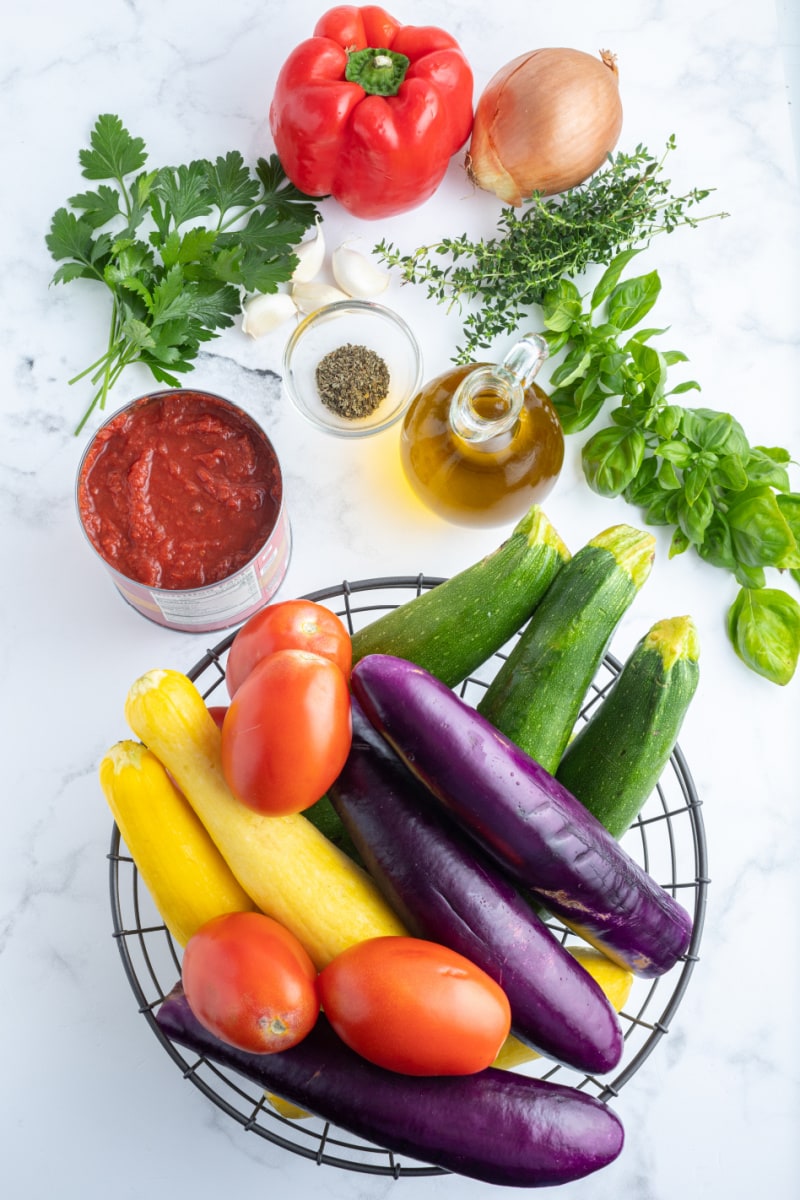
<box><xmin>399</xmin><ymin>335</ymin><xmax>564</xmax><ymax>526</ymax></box>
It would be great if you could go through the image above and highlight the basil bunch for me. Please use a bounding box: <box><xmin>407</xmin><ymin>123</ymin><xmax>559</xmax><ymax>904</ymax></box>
<box><xmin>541</xmin><ymin>250</ymin><xmax>800</xmax><ymax>685</ymax></box>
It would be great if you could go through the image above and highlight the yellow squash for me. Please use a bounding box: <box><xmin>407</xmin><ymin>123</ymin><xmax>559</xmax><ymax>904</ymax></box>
<box><xmin>100</xmin><ymin>739</ymin><xmax>257</xmax><ymax>946</ymax></box>
<box><xmin>124</xmin><ymin>668</ymin><xmax>409</xmax><ymax>969</ymax></box>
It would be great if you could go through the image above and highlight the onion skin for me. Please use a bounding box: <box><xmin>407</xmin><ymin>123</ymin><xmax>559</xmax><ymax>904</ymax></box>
<box><xmin>467</xmin><ymin>48</ymin><xmax>623</xmax><ymax>204</ymax></box>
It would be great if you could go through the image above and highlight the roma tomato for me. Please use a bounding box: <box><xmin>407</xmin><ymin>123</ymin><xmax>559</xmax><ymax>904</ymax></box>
<box><xmin>182</xmin><ymin>911</ymin><xmax>319</xmax><ymax>1054</ymax></box>
<box><xmin>226</xmin><ymin>599</ymin><xmax>352</xmax><ymax>697</ymax></box>
<box><xmin>207</xmin><ymin>704</ymin><xmax>228</xmax><ymax>730</ymax></box>
<box><xmin>317</xmin><ymin>936</ymin><xmax>512</xmax><ymax>1076</ymax></box>
<box><xmin>221</xmin><ymin>648</ymin><xmax>352</xmax><ymax>815</ymax></box>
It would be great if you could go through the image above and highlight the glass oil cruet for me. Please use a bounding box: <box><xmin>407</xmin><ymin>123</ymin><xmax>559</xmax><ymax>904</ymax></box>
<box><xmin>399</xmin><ymin>333</ymin><xmax>565</xmax><ymax>526</ymax></box>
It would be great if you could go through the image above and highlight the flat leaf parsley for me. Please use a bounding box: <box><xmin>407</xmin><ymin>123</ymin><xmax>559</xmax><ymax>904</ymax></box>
<box><xmin>47</xmin><ymin>114</ymin><xmax>320</xmax><ymax>433</ymax></box>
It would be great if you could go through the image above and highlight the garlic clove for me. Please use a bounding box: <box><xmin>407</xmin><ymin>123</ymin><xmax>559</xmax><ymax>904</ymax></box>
<box><xmin>331</xmin><ymin>244</ymin><xmax>391</xmax><ymax>299</ymax></box>
<box><xmin>241</xmin><ymin>291</ymin><xmax>298</xmax><ymax>338</ymax></box>
<box><xmin>291</xmin><ymin>282</ymin><xmax>350</xmax><ymax>314</ymax></box>
<box><xmin>291</xmin><ymin>217</ymin><xmax>326</xmax><ymax>283</ymax></box>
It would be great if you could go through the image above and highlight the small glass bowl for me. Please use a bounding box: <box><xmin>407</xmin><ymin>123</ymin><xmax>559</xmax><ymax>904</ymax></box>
<box><xmin>281</xmin><ymin>300</ymin><xmax>423</xmax><ymax>437</ymax></box>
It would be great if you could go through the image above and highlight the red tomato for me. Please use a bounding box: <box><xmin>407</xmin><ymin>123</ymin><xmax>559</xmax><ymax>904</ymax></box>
<box><xmin>226</xmin><ymin>599</ymin><xmax>352</xmax><ymax>697</ymax></box>
<box><xmin>221</xmin><ymin>648</ymin><xmax>352</xmax><ymax>815</ymax></box>
<box><xmin>207</xmin><ymin>704</ymin><xmax>228</xmax><ymax>730</ymax></box>
<box><xmin>317</xmin><ymin>936</ymin><xmax>512</xmax><ymax>1076</ymax></box>
<box><xmin>182</xmin><ymin>911</ymin><xmax>319</xmax><ymax>1054</ymax></box>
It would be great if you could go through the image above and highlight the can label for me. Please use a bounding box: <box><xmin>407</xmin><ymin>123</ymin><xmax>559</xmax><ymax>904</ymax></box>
<box><xmin>112</xmin><ymin>506</ymin><xmax>292</xmax><ymax>633</ymax></box>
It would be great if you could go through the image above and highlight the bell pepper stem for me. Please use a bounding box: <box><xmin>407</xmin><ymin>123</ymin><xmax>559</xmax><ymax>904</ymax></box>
<box><xmin>345</xmin><ymin>47</ymin><xmax>410</xmax><ymax>96</ymax></box>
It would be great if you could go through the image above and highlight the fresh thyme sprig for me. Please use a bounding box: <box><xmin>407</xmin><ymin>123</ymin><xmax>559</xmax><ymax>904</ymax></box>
<box><xmin>375</xmin><ymin>137</ymin><xmax>728</xmax><ymax>363</ymax></box>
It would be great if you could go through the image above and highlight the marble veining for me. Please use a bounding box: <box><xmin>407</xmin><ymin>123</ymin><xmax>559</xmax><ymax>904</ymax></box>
<box><xmin>1</xmin><ymin>1</ymin><xmax>799</xmax><ymax>1198</ymax></box>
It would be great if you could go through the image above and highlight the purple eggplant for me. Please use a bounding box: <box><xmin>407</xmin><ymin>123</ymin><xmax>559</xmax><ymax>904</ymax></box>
<box><xmin>328</xmin><ymin>700</ymin><xmax>624</xmax><ymax>1075</ymax></box>
<box><xmin>351</xmin><ymin>654</ymin><xmax>692</xmax><ymax>979</ymax></box>
<box><xmin>157</xmin><ymin>984</ymin><xmax>624</xmax><ymax>1187</ymax></box>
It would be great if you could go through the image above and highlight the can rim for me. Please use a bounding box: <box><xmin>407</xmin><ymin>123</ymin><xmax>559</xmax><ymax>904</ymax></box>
<box><xmin>74</xmin><ymin>387</ymin><xmax>286</xmax><ymax>599</ymax></box>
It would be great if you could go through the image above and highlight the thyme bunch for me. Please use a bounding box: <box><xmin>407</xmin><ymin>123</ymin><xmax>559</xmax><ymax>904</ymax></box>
<box><xmin>375</xmin><ymin>138</ymin><xmax>728</xmax><ymax>363</ymax></box>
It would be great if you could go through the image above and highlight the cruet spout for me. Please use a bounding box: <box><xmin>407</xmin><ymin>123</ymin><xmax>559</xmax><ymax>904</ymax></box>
<box><xmin>449</xmin><ymin>333</ymin><xmax>549</xmax><ymax>443</ymax></box>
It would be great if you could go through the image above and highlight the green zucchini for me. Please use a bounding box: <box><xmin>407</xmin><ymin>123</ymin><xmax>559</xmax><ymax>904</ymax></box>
<box><xmin>556</xmin><ymin>615</ymin><xmax>700</xmax><ymax>838</ymax></box>
<box><xmin>476</xmin><ymin>524</ymin><xmax>656</xmax><ymax>774</ymax></box>
<box><xmin>350</xmin><ymin>504</ymin><xmax>570</xmax><ymax>687</ymax></box>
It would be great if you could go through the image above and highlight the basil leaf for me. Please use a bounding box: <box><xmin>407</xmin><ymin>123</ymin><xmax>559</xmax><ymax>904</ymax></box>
<box><xmin>658</xmin><ymin>440</ymin><xmax>694</xmax><ymax>468</ymax></box>
<box><xmin>684</xmin><ymin>461</ymin><xmax>711</xmax><ymax>505</ymax></box>
<box><xmin>681</xmin><ymin>407</ymin><xmax>749</xmax><ymax>456</ymax></box>
<box><xmin>697</xmin><ymin>514</ymin><xmax>736</xmax><ymax>570</ymax></box>
<box><xmin>623</xmin><ymin>456</ymin><xmax>659</xmax><ymax>504</ymax></box>
<box><xmin>734</xmin><ymin>563</ymin><xmax>766</xmax><ymax>589</ymax></box>
<box><xmin>542</xmin><ymin>278</ymin><xmax>583</xmax><ymax>331</ymax></box>
<box><xmin>590</xmin><ymin>248</ymin><xmax>643</xmax><ymax>309</ymax></box>
<box><xmin>694</xmin><ymin>411</ymin><xmax>741</xmax><ymax>452</ymax></box>
<box><xmin>713</xmin><ymin>453</ymin><xmax>749</xmax><ymax>492</ymax></box>
<box><xmin>542</xmin><ymin>327</ymin><xmax>572</xmax><ymax>355</ymax></box>
<box><xmin>727</xmin><ymin>586</ymin><xmax>800</xmax><ymax>685</ymax></box>
<box><xmin>776</xmin><ymin>493</ymin><xmax>800</xmax><ymax>539</ymax></box>
<box><xmin>668</xmin><ymin>379</ymin><xmax>702</xmax><ymax>396</ymax></box>
<box><xmin>728</xmin><ymin>490</ymin><xmax>797</xmax><ymax>567</ymax></box>
<box><xmin>607</xmin><ymin>271</ymin><xmax>661</xmax><ymax>330</ymax></box>
<box><xmin>669</xmin><ymin>528</ymin><xmax>690</xmax><ymax>557</ymax></box>
<box><xmin>658</xmin><ymin>460</ymin><xmax>682</xmax><ymax>490</ymax></box>
<box><xmin>550</xmin><ymin>384</ymin><xmax>607</xmax><ymax>433</ymax></box>
<box><xmin>745</xmin><ymin>449</ymin><xmax>791</xmax><ymax>492</ymax></box>
<box><xmin>754</xmin><ymin>445</ymin><xmax>792</xmax><ymax>464</ymax></box>
<box><xmin>655</xmin><ymin>405</ymin><xmax>683</xmax><ymax>438</ymax></box>
<box><xmin>628</xmin><ymin>340</ymin><xmax>667</xmax><ymax>405</ymax></box>
<box><xmin>774</xmin><ymin>494</ymin><xmax>800</xmax><ymax>567</ymax></box>
<box><xmin>550</xmin><ymin>345</ymin><xmax>593</xmax><ymax>388</ymax></box>
<box><xmin>582</xmin><ymin>425</ymin><xmax>646</xmax><ymax>497</ymax></box>
<box><xmin>676</xmin><ymin>487</ymin><xmax>714</xmax><ymax>545</ymax></box>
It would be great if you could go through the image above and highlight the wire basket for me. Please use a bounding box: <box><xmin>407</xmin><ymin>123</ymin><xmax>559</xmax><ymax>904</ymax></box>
<box><xmin>109</xmin><ymin>575</ymin><xmax>709</xmax><ymax>1179</ymax></box>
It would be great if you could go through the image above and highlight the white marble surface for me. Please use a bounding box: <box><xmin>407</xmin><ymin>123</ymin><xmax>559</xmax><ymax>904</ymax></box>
<box><xmin>2</xmin><ymin>0</ymin><xmax>799</xmax><ymax>1196</ymax></box>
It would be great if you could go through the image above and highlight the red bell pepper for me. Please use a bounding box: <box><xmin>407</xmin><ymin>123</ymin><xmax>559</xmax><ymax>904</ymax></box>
<box><xmin>269</xmin><ymin>5</ymin><xmax>474</xmax><ymax>220</ymax></box>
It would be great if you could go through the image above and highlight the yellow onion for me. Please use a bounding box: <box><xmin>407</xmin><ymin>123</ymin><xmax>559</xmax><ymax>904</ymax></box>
<box><xmin>466</xmin><ymin>47</ymin><xmax>623</xmax><ymax>204</ymax></box>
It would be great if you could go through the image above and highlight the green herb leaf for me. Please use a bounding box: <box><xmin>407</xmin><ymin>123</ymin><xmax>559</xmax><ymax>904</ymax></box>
<box><xmin>776</xmin><ymin>494</ymin><xmax>800</xmax><ymax>562</ymax></box>
<box><xmin>533</xmin><ymin>247</ymin><xmax>798</xmax><ymax>684</ymax></box>
<box><xmin>152</xmin><ymin>163</ymin><xmax>214</xmax><ymax>231</ymax></box>
<box><xmin>728</xmin><ymin>490</ymin><xmax>798</xmax><ymax>567</ymax></box>
<box><xmin>47</xmin><ymin>116</ymin><xmax>321</xmax><ymax>432</ymax></box>
<box><xmin>590</xmin><ymin>248</ymin><xmax>643</xmax><ymax>309</ymax></box>
<box><xmin>628</xmin><ymin>339</ymin><xmax>667</xmax><ymax>406</ymax></box>
<box><xmin>67</xmin><ymin>185</ymin><xmax>123</xmax><ymax>230</ymax></box>
<box><xmin>606</xmin><ymin>271</ymin><xmax>661</xmax><ymax>330</ymax></box>
<box><xmin>727</xmin><ymin>586</ymin><xmax>800</xmax><ymax>685</ymax></box>
<box><xmin>676</xmin><ymin>486</ymin><xmax>714</xmax><ymax>545</ymax></box>
<box><xmin>203</xmin><ymin>151</ymin><xmax>260</xmax><ymax>217</ymax></box>
<box><xmin>582</xmin><ymin>424</ymin><xmax>646</xmax><ymax>497</ymax></box>
<box><xmin>79</xmin><ymin>113</ymin><xmax>147</xmax><ymax>181</ymax></box>
<box><xmin>376</xmin><ymin>139</ymin><xmax>728</xmax><ymax>363</ymax></box>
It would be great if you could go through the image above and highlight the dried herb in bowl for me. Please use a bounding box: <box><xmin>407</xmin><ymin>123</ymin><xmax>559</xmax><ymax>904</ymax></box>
<box><xmin>316</xmin><ymin>344</ymin><xmax>390</xmax><ymax>419</ymax></box>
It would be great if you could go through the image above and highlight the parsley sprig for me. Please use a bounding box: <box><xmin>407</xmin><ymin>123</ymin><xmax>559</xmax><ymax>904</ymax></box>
<box><xmin>541</xmin><ymin>252</ymin><xmax>800</xmax><ymax>686</ymax></box>
<box><xmin>375</xmin><ymin>139</ymin><xmax>728</xmax><ymax>364</ymax></box>
<box><xmin>47</xmin><ymin>114</ymin><xmax>320</xmax><ymax>433</ymax></box>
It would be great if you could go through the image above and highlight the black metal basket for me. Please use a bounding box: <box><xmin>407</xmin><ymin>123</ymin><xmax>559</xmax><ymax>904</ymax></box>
<box><xmin>109</xmin><ymin>575</ymin><xmax>709</xmax><ymax>1178</ymax></box>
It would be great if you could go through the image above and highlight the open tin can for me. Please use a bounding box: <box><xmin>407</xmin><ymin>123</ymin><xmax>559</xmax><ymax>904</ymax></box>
<box><xmin>76</xmin><ymin>389</ymin><xmax>291</xmax><ymax>632</ymax></box>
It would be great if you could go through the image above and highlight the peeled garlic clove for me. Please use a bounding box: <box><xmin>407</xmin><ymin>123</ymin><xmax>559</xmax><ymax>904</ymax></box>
<box><xmin>331</xmin><ymin>244</ymin><xmax>390</xmax><ymax>299</ymax></box>
<box><xmin>291</xmin><ymin>217</ymin><xmax>326</xmax><ymax>283</ymax></box>
<box><xmin>241</xmin><ymin>291</ymin><xmax>297</xmax><ymax>338</ymax></box>
<box><xmin>291</xmin><ymin>282</ymin><xmax>349</xmax><ymax>314</ymax></box>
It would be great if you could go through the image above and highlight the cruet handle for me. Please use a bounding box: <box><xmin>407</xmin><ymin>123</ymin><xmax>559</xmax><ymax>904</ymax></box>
<box><xmin>499</xmin><ymin>333</ymin><xmax>549</xmax><ymax>390</ymax></box>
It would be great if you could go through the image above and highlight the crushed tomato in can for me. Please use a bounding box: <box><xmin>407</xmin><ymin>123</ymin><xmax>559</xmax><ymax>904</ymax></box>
<box><xmin>76</xmin><ymin>389</ymin><xmax>291</xmax><ymax>631</ymax></box>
